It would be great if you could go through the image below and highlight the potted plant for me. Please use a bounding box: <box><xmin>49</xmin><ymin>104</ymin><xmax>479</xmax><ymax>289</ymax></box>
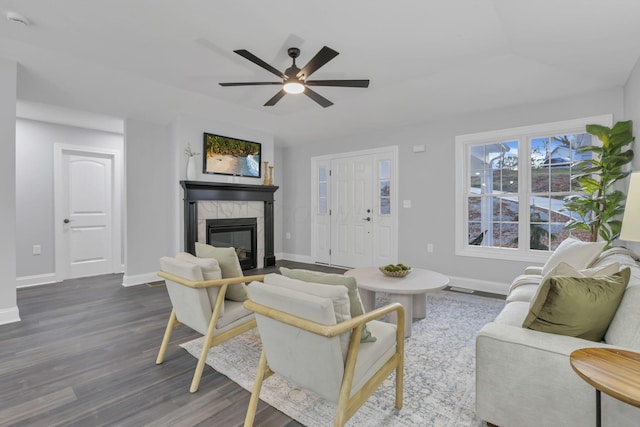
<box><xmin>563</xmin><ymin>120</ymin><xmax>634</xmax><ymax>247</ymax></box>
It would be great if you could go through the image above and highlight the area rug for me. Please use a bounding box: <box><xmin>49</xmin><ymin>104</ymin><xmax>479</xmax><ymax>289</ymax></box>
<box><xmin>180</xmin><ymin>290</ymin><xmax>504</xmax><ymax>426</ymax></box>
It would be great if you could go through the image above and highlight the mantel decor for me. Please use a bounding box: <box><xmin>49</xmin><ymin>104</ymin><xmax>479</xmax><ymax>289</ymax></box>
<box><xmin>180</xmin><ymin>181</ymin><xmax>279</xmax><ymax>266</ymax></box>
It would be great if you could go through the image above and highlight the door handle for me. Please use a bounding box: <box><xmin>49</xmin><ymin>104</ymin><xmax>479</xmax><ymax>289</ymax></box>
<box><xmin>362</xmin><ymin>217</ymin><xmax>371</xmax><ymax>222</ymax></box>
<box><xmin>64</xmin><ymin>218</ymin><xmax>71</xmax><ymax>224</ymax></box>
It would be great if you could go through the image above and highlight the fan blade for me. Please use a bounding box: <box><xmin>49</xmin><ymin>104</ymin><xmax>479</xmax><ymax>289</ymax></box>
<box><xmin>305</xmin><ymin>79</ymin><xmax>369</xmax><ymax>88</ymax></box>
<box><xmin>219</xmin><ymin>82</ymin><xmax>282</xmax><ymax>87</ymax></box>
<box><xmin>234</xmin><ymin>49</ymin><xmax>286</xmax><ymax>79</ymax></box>
<box><xmin>304</xmin><ymin>87</ymin><xmax>333</xmax><ymax>108</ymax></box>
<box><xmin>297</xmin><ymin>46</ymin><xmax>339</xmax><ymax>79</ymax></box>
<box><xmin>264</xmin><ymin>89</ymin><xmax>287</xmax><ymax>106</ymax></box>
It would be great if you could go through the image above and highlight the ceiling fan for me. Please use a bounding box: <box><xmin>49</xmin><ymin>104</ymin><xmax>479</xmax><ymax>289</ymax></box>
<box><xmin>219</xmin><ymin>46</ymin><xmax>369</xmax><ymax>108</ymax></box>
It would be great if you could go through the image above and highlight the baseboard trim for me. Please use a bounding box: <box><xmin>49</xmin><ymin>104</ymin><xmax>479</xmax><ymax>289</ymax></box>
<box><xmin>0</xmin><ymin>306</ymin><xmax>21</xmax><ymax>325</ymax></box>
<box><xmin>16</xmin><ymin>273</ymin><xmax>58</xmax><ymax>289</ymax></box>
<box><xmin>122</xmin><ymin>272</ymin><xmax>159</xmax><ymax>287</ymax></box>
<box><xmin>276</xmin><ymin>253</ymin><xmax>314</xmax><ymax>264</ymax></box>
<box><xmin>448</xmin><ymin>275</ymin><xmax>509</xmax><ymax>296</ymax></box>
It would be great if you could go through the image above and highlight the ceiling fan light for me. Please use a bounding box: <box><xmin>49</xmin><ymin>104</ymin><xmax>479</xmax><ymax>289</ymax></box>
<box><xmin>283</xmin><ymin>81</ymin><xmax>304</xmax><ymax>94</ymax></box>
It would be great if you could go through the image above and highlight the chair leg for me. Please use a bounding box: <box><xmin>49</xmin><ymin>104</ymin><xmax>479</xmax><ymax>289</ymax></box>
<box><xmin>395</xmin><ymin>357</ymin><xmax>403</xmax><ymax>409</ymax></box>
<box><xmin>244</xmin><ymin>349</ymin><xmax>268</xmax><ymax>427</ymax></box>
<box><xmin>156</xmin><ymin>309</ymin><xmax>177</xmax><ymax>365</ymax></box>
<box><xmin>189</xmin><ymin>309</ymin><xmax>221</xmax><ymax>393</ymax></box>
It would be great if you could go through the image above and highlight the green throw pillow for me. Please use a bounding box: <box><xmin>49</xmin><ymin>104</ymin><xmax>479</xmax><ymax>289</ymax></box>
<box><xmin>195</xmin><ymin>242</ymin><xmax>247</xmax><ymax>302</ymax></box>
<box><xmin>279</xmin><ymin>267</ymin><xmax>376</xmax><ymax>342</ymax></box>
<box><xmin>522</xmin><ymin>268</ymin><xmax>630</xmax><ymax>341</ymax></box>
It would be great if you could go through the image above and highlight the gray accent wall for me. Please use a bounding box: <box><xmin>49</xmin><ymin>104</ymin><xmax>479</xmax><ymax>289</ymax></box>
<box><xmin>15</xmin><ymin>118</ymin><xmax>124</xmax><ymax>279</ymax></box>
<box><xmin>282</xmin><ymin>87</ymin><xmax>625</xmax><ymax>285</ymax></box>
<box><xmin>0</xmin><ymin>58</ymin><xmax>17</xmax><ymax>319</ymax></box>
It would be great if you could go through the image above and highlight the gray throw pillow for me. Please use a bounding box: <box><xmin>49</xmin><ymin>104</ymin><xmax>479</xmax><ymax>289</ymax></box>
<box><xmin>195</xmin><ymin>242</ymin><xmax>247</xmax><ymax>302</ymax></box>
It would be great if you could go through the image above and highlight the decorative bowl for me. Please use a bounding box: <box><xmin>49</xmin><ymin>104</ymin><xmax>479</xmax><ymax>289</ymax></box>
<box><xmin>379</xmin><ymin>266</ymin><xmax>412</xmax><ymax>278</ymax></box>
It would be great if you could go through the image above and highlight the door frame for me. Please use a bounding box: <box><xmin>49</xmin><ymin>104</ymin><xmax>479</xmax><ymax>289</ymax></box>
<box><xmin>310</xmin><ymin>146</ymin><xmax>398</xmax><ymax>266</ymax></box>
<box><xmin>53</xmin><ymin>144</ymin><xmax>123</xmax><ymax>281</ymax></box>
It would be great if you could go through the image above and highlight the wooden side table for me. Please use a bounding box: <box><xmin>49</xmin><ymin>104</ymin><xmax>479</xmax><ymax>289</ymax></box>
<box><xmin>570</xmin><ymin>348</ymin><xmax>640</xmax><ymax>427</ymax></box>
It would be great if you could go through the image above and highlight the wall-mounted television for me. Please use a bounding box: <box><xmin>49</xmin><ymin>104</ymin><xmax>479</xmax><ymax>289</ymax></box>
<box><xmin>203</xmin><ymin>132</ymin><xmax>261</xmax><ymax>178</ymax></box>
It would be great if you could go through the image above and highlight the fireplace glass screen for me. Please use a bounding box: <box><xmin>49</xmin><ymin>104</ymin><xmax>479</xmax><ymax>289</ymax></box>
<box><xmin>206</xmin><ymin>218</ymin><xmax>257</xmax><ymax>270</ymax></box>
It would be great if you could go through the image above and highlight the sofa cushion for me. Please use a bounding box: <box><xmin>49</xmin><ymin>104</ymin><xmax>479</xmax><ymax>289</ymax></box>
<box><xmin>280</xmin><ymin>267</ymin><xmax>376</xmax><ymax>342</ymax></box>
<box><xmin>541</xmin><ymin>237</ymin><xmax>606</xmax><ymax>276</ymax></box>
<box><xmin>523</xmin><ymin>268</ymin><xmax>630</xmax><ymax>341</ymax></box>
<box><xmin>195</xmin><ymin>242</ymin><xmax>247</xmax><ymax>302</ymax></box>
<box><xmin>605</xmin><ymin>284</ymin><xmax>640</xmax><ymax>349</ymax></box>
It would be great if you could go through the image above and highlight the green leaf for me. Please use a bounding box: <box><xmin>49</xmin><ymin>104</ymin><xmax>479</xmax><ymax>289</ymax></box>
<box><xmin>586</xmin><ymin>124</ymin><xmax>611</xmax><ymax>146</ymax></box>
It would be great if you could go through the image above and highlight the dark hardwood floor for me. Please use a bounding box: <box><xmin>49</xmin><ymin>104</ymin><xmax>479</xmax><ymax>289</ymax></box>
<box><xmin>0</xmin><ymin>261</ymin><xmax>346</xmax><ymax>427</ymax></box>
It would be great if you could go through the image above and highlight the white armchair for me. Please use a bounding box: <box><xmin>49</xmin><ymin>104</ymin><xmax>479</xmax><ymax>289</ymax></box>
<box><xmin>242</xmin><ymin>274</ymin><xmax>405</xmax><ymax>427</ymax></box>
<box><xmin>156</xmin><ymin>254</ymin><xmax>264</xmax><ymax>392</ymax></box>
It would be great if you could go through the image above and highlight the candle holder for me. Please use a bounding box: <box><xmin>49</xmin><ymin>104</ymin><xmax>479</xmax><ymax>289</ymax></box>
<box><xmin>268</xmin><ymin>166</ymin><xmax>274</xmax><ymax>185</ymax></box>
<box><xmin>263</xmin><ymin>161</ymin><xmax>269</xmax><ymax>185</ymax></box>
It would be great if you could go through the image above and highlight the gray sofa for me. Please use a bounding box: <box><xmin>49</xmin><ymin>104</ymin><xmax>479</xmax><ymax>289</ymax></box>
<box><xmin>476</xmin><ymin>247</ymin><xmax>640</xmax><ymax>427</ymax></box>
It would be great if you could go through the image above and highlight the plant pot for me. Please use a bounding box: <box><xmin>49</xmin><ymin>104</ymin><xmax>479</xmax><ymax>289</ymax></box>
<box><xmin>186</xmin><ymin>157</ymin><xmax>197</xmax><ymax>181</ymax></box>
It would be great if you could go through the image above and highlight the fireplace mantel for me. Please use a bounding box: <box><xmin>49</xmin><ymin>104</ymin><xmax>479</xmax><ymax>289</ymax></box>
<box><xmin>180</xmin><ymin>181</ymin><xmax>279</xmax><ymax>266</ymax></box>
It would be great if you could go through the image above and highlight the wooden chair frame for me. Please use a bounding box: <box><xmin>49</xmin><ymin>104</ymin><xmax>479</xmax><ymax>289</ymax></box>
<box><xmin>243</xmin><ymin>300</ymin><xmax>405</xmax><ymax>427</ymax></box>
<box><xmin>155</xmin><ymin>271</ymin><xmax>265</xmax><ymax>393</ymax></box>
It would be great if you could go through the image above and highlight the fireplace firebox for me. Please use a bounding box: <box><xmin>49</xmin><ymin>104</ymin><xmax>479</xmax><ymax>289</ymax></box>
<box><xmin>206</xmin><ymin>218</ymin><xmax>257</xmax><ymax>270</ymax></box>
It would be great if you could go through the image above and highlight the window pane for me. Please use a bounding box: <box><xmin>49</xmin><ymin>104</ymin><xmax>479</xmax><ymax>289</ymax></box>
<box><xmin>319</xmin><ymin>197</ymin><xmax>327</xmax><ymax>214</ymax></box>
<box><xmin>379</xmin><ymin>160</ymin><xmax>390</xmax><ymax>179</ymax></box>
<box><xmin>470</xmin><ymin>170</ymin><xmax>484</xmax><ymax>192</ymax></box>
<box><xmin>380</xmin><ymin>198</ymin><xmax>390</xmax><ymax>215</ymax></box>
<box><xmin>468</xmin><ymin>223</ymin><xmax>484</xmax><ymax>245</ymax></box>
<box><xmin>319</xmin><ymin>167</ymin><xmax>327</xmax><ymax>182</ymax></box>
<box><xmin>530</xmin><ymin>222</ymin><xmax>551</xmax><ymax>250</ymax></box>
<box><xmin>380</xmin><ymin>180</ymin><xmax>390</xmax><ymax>197</ymax></box>
<box><xmin>468</xmin><ymin>197</ymin><xmax>481</xmax><ymax>222</ymax></box>
<box><xmin>499</xmin><ymin>197</ymin><xmax>519</xmax><ymax>222</ymax></box>
<box><xmin>319</xmin><ymin>182</ymin><xmax>327</xmax><ymax>198</ymax></box>
<box><xmin>491</xmin><ymin>223</ymin><xmax>518</xmax><ymax>248</ymax></box>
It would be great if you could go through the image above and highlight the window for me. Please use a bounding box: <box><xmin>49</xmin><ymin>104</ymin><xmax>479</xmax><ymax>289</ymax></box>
<box><xmin>318</xmin><ymin>166</ymin><xmax>328</xmax><ymax>214</ymax></box>
<box><xmin>455</xmin><ymin>115</ymin><xmax>612</xmax><ymax>262</ymax></box>
<box><xmin>379</xmin><ymin>159</ymin><xmax>391</xmax><ymax>215</ymax></box>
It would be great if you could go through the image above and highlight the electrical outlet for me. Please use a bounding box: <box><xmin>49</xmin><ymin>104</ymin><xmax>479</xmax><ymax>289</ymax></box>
<box><xmin>285</xmin><ymin>232</ymin><xmax>291</xmax><ymax>240</ymax></box>
<box><xmin>33</xmin><ymin>245</ymin><xmax>41</xmax><ymax>255</ymax></box>
<box><xmin>427</xmin><ymin>243</ymin><xmax>434</xmax><ymax>253</ymax></box>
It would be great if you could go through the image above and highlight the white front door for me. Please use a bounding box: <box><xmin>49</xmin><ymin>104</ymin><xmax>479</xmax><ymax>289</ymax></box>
<box><xmin>55</xmin><ymin>146</ymin><xmax>122</xmax><ymax>279</ymax></box>
<box><xmin>330</xmin><ymin>154</ymin><xmax>374</xmax><ymax>268</ymax></box>
<box><xmin>312</xmin><ymin>147</ymin><xmax>398</xmax><ymax>268</ymax></box>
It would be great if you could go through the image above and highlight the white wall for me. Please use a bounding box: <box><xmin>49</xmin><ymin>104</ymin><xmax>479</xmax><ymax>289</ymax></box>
<box><xmin>624</xmin><ymin>57</ymin><xmax>640</xmax><ymax>253</ymax></box>
<box><xmin>0</xmin><ymin>59</ymin><xmax>18</xmax><ymax>324</ymax></box>
<box><xmin>281</xmin><ymin>88</ymin><xmax>625</xmax><ymax>290</ymax></box>
<box><xmin>122</xmin><ymin>119</ymin><xmax>174</xmax><ymax>285</ymax></box>
<box><xmin>15</xmin><ymin>119</ymin><xmax>124</xmax><ymax>283</ymax></box>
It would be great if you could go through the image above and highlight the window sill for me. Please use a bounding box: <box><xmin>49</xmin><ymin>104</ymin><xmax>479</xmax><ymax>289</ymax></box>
<box><xmin>455</xmin><ymin>246</ymin><xmax>550</xmax><ymax>264</ymax></box>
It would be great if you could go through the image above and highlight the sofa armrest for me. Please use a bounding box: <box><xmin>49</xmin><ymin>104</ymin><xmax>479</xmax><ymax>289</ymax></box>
<box><xmin>475</xmin><ymin>322</ymin><xmax>634</xmax><ymax>427</ymax></box>
<box><xmin>524</xmin><ymin>265</ymin><xmax>543</xmax><ymax>275</ymax></box>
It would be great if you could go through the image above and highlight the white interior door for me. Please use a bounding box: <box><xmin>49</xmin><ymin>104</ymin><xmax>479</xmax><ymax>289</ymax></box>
<box><xmin>330</xmin><ymin>154</ymin><xmax>374</xmax><ymax>268</ymax></box>
<box><xmin>55</xmin><ymin>146</ymin><xmax>121</xmax><ymax>279</ymax></box>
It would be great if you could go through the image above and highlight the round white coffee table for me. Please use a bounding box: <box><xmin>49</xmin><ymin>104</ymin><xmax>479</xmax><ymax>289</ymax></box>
<box><xmin>345</xmin><ymin>266</ymin><xmax>449</xmax><ymax>338</ymax></box>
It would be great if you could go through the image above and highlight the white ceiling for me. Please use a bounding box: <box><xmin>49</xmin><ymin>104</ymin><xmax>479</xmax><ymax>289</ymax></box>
<box><xmin>1</xmin><ymin>0</ymin><xmax>639</xmax><ymax>145</ymax></box>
